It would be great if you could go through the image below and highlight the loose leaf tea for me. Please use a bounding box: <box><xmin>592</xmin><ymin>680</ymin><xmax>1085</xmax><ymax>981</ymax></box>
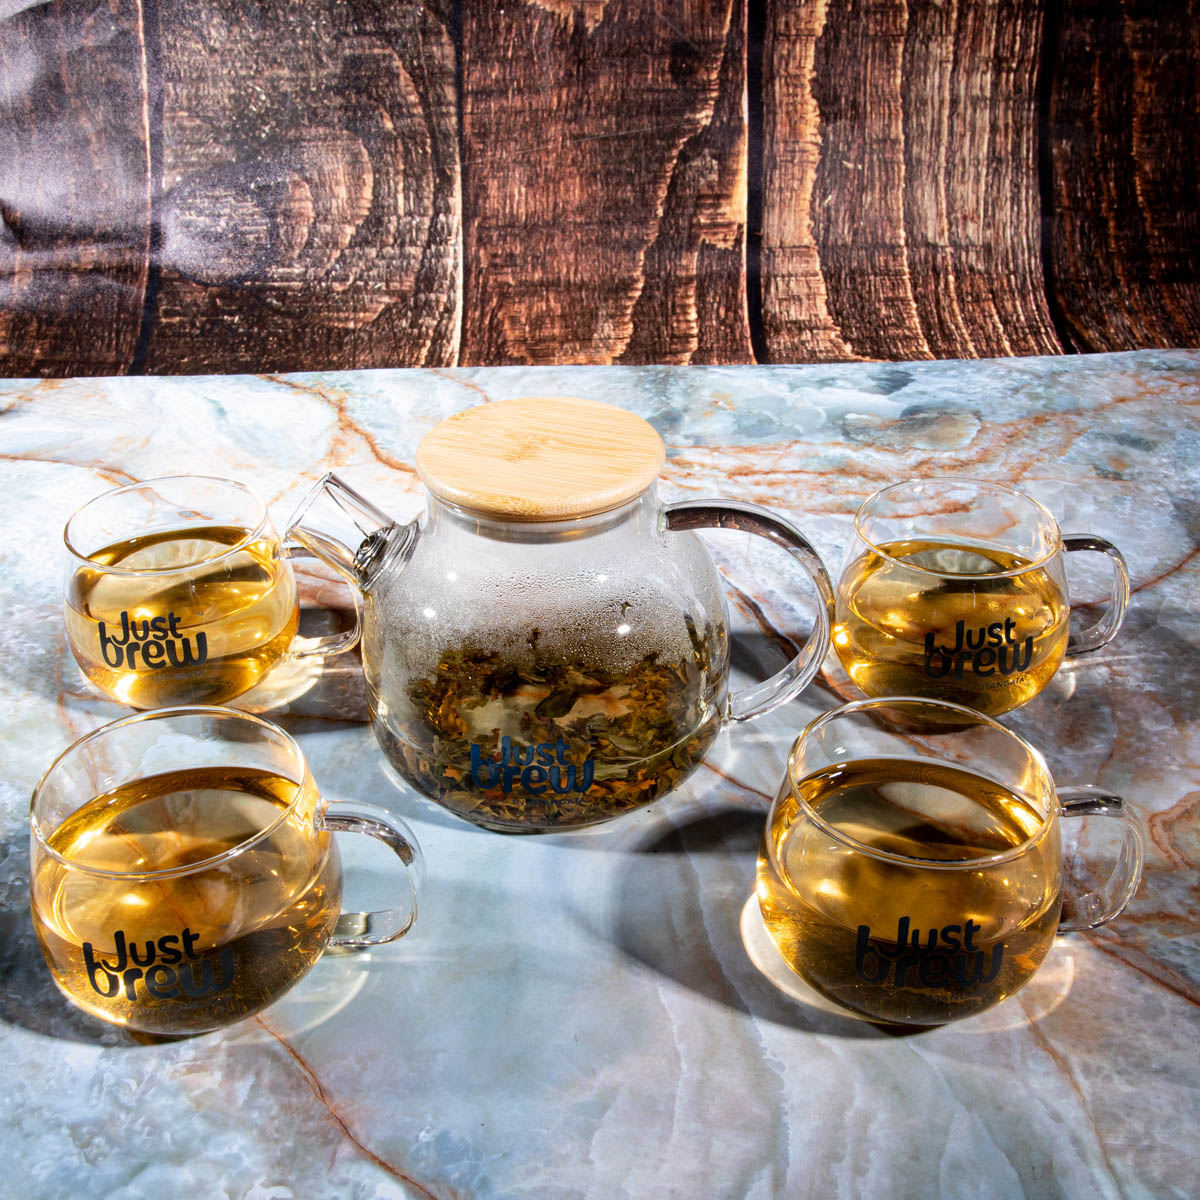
<box><xmin>375</xmin><ymin>621</ymin><xmax>722</xmax><ymax>830</ymax></box>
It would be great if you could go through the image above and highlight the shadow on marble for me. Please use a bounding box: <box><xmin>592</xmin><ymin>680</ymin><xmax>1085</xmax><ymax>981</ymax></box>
<box><xmin>1068</xmin><ymin>600</ymin><xmax>1200</xmax><ymax>725</ymax></box>
<box><xmin>730</xmin><ymin>632</ymin><xmax>853</xmax><ymax>720</ymax></box>
<box><xmin>231</xmin><ymin>601</ymin><xmax>370</xmax><ymax>724</ymax></box>
<box><xmin>591</xmin><ymin>803</ymin><xmax>917</xmax><ymax>1040</ymax></box>
<box><xmin>588</xmin><ymin>792</ymin><xmax>1105</xmax><ymax>1041</ymax></box>
<box><xmin>231</xmin><ymin>651</ymin><xmax>368</xmax><ymax>724</ymax></box>
<box><xmin>728</xmin><ymin>629</ymin><xmax>791</xmax><ymax>683</ymax></box>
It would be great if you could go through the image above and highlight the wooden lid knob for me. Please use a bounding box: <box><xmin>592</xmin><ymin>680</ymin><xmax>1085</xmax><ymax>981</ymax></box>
<box><xmin>416</xmin><ymin>396</ymin><xmax>665</xmax><ymax>521</ymax></box>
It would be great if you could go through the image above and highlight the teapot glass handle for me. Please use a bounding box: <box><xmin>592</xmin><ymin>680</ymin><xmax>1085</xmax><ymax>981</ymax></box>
<box><xmin>665</xmin><ymin>500</ymin><xmax>834</xmax><ymax>721</ymax></box>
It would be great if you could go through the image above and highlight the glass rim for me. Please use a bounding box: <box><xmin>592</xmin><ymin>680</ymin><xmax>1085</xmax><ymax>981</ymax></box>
<box><xmin>63</xmin><ymin>475</ymin><xmax>271</xmax><ymax>576</ymax></box>
<box><xmin>783</xmin><ymin>696</ymin><xmax>1056</xmax><ymax>870</ymax></box>
<box><xmin>852</xmin><ymin>478</ymin><xmax>1063</xmax><ymax>578</ymax></box>
<box><xmin>30</xmin><ymin>706</ymin><xmax>311</xmax><ymax>881</ymax></box>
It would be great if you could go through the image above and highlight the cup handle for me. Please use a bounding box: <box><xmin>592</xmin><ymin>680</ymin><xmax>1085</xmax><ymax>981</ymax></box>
<box><xmin>282</xmin><ymin>542</ymin><xmax>362</xmax><ymax>658</ymax></box>
<box><xmin>321</xmin><ymin>801</ymin><xmax>425</xmax><ymax>948</ymax></box>
<box><xmin>665</xmin><ymin>499</ymin><xmax>835</xmax><ymax>721</ymax></box>
<box><xmin>1063</xmin><ymin>534</ymin><xmax>1130</xmax><ymax>656</ymax></box>
<box><xmin>1056</xmin><ymin>786</ymin><xmax>1145</xmax><ymax>931</ymax></box>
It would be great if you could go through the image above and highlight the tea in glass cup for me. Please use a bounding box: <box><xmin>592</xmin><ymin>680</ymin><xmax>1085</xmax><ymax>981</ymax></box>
<box><xmin>64</xmin><ymin>477</ymin><xmax>358</xmax><ymax>707</ymax></box>
<box><xmin>31</xmin><ymin>707</ymin><xmax>423</xmax><ymax>1035</ymax></box>
<box><xmin>833</xmin><ymin>479</ymin><xmax>1129</xmax><ymax>715</ymax></box>
<box><xmin>757</xmin><ymin>698</ymin><xmax>1144</xmax><ymax>1025</ymax></box>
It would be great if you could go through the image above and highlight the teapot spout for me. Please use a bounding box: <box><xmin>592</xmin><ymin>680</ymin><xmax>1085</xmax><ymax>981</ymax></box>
<box><xmin>286</xmin><ymin>473</ymin><xmax>412</xmax><ymax>588</ymax></box>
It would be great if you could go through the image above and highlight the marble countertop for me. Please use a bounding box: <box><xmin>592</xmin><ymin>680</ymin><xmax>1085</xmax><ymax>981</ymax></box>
<box><xmin>2</xmin><ymin>352</ymin><xmax>1198</xmax><ymax>1198</ymax></box>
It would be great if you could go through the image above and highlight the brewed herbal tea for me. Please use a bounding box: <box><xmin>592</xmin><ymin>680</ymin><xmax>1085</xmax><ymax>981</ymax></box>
<box><xmin>32</xmin><ymin>765</ymin><xmax>340</xmax><ymax>1034</ymax></box>
<box><xmin>757</xmin><ymin>757</ymin><xmax>1061</xmax><ymax>1024</ymax></box>
<box><xmin>372</xmin><ymin>620</ymin><xmax>722</xmax><ymax>831</ymax></box>
<box><xmin>65</xmin><ymin>526</ymin><xmax>298</xmax><ymax>707</ymax></box>
<box><xmin>834</xmin><ymin>539</ymin><xmax>1069</xmax><ymax>715</ymax></box>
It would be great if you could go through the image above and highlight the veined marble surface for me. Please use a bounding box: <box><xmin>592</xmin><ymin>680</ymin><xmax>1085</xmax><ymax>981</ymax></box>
<box><xmin>1</xmin><ymin>352</ymin><xmax>1198</xmax><ymax>1199</ymax></box>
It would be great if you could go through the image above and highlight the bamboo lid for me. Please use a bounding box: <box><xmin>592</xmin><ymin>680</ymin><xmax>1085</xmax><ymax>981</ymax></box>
<box><xmin>416</xmin><ymin>397</ymin><xmax>666</xmax><ymax>521</ymax></box>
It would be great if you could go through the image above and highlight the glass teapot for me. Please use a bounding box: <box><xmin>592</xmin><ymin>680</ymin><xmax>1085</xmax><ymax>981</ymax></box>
<box><xmin>288</xmin><ymin>397</ymin><xmax>833</xmax><ymax>833</ymax></box>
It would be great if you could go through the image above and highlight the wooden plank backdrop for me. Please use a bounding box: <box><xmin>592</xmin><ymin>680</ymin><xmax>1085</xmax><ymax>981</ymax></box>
<box><xmin>461</xmin><ymin>0</ymin><xmax>752</xmax><ymax>365</ymax></box>
<box><xmin>0</xmin><ymin>0</ymin><xmax>1196</xmax><ymax>374</ymax></box>
<box><xmin>0</xmin><ymin>0</ymin><xmax>151</xmax><ymax>376</ymax></box>
<box><xmin>1048</xmin><ymin>0</ymin><xmax>1200</xmax><ymax>352</ymax></box>
<box><xmin>145</xmin><ymin>0</ymin><xmax>460</xmax><ymax>372</ymax></box>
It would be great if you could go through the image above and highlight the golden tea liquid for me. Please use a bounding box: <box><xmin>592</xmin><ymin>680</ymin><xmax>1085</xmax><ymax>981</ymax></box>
<box><xmin>65</xmin><ymin>525</ymin><xmax>298</xmax><ymax>707</ymax></box>
<box><xmin>757</xmin><ymin>758</ymin><xmax>1061</xmax><ymax>1025</ymax></box>
<box><xmin>32</xmin><ymin>766</ymin><xmax>340</xmax><ymax>1034</ymax></box>
<box><xmin>834</xmin><ymin>539</ymin><xmax>1069</xmax><ymax>715</ymax></box>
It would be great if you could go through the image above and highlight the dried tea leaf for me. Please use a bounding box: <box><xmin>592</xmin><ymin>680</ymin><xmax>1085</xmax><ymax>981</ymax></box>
<box><xmin>535</xmin><ymin>687</ymin><xmax>578</xmax><ymax>719</ymax></box>
<box><xmin>386</xmin><ymin>615</ymin><xmax>723</xmax><ymax>830</ymax></box>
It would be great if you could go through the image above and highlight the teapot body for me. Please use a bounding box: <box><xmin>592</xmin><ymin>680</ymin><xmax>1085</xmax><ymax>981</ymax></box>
<box><xmin>287</xmin><ymin>398</ymin><xmax>834</xmax><ymax>835</ymax></box>
<box><xmin>362</xmin><ymin>487</ymin><xmax>729</xmax><ymax>832</ymax></box>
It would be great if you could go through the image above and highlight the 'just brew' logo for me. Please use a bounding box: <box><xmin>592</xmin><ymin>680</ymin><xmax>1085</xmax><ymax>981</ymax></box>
<box><xmin>923</xmin><ymin>619</ymin><xmax>1033</xmax><ymax>681</ymax></box>
<box><xmin>98</xmin><ymin>611</ymin><xmax>207</xmax><ymax>672</ymax></box>
<box><xmin>854</xmin><ymin>916</ymin><xmax>1004</xmax><ymax>989</ymax></box>
<box><xmin>469</xmin><ymin>736</ymin><xmax>594</xmax><ymax>795</ymax></box>
<box><xmin>83</xmin><ymin>928</ymin><xmax>234</xmax><ymax>1002</ymax></box>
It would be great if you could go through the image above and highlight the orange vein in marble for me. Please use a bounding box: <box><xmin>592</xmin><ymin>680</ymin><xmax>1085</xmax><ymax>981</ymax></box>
<box><xmin>430</xmin><ymin>369</ymin><xmax>494</xmax><ymax>401</ymax></box>
<box><xmin>699</xmin><ymin>760</ymin><xmax>773</xmax><ymax>805</ymax></box>
<box><xmin>1080</xmin><ymin>933</ymin><xmax>1200</xmax><ymax>1008</ymax></box>
<box><xmin>1146</xmin><ymin>791</ymin><xmax>1200</xmax><ymax>869</ymax></box>
<box><xmin>1130</xmin><ymin>545</ymin><xmax>1200</xmax><ymax>596</ymax></box>
<box><xmin>665</xmin><ymin>382</ymin><xmax>1200</xmax><ymax>513</ymax></box>
<box><xmin>1</xmin><ymin>454</ymin><xmax>137</xmax><ymax>486</ymax></box>
<box><xmin>256</xmin><ymin>1018</ymin><xmax>447</xmax><ymax>1200</ymax></box>
<box><xmin>1016</xmin><ymin>990</ymin><xmax>1124</xmax><ymax>1185</ymax></box>
<box><xmin>723</xmin><ymin>578</ymin><xmax>804</xmax><ymax>662</ymax></box>
<box><xmin>260</xmin><ymin>375</ymin><xmax>418</xmax><ymax>476</ymax></box>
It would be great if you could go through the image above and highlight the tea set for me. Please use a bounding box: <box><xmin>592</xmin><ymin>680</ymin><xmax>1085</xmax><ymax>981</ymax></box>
<box><xmin>33</xmin><ymin>395</ymin><xmax>1144</xmax><ymax>1033</ymax></box>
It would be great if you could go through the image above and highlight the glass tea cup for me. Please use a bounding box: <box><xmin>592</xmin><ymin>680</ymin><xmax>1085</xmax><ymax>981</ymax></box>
<box><xmin>833</xmin><ymin>479</ymin><xmax>1130</xmax><ymax>715</ymax></box>
<box><xmin>756</xmin><ymin>697</ymin><xmax>1144</xmax><ymax>1026</ymax></box>
<box><xmin>64</xmin><ymin>475</ymin><xmax>359</xmax><ymax>708</ymax></box>
<box><xmin>30</xmin><ymin>707</ymin><xmax>423</xmax><ymax>1035</ymax></box>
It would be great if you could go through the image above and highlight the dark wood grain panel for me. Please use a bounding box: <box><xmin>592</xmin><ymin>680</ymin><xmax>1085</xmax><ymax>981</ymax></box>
<box><xmin>760</xmin><ymin>2</ymin><xmax>857</xmax><ymax>361</ymax></box>
<box><xmin>1048</xmin><ymin>0</ymin><xmax>1200</xmax><ymax>351</ymax></box>
<box><xmin>763</xmin><ymin>0</ymin><xmax>927</xmax><ymax>362</ymax></box>
<box><xmin>620</xmin><ymin>0</ymin><xmax>752</xmax><ymax>364</ymax></box>
<box><xmin>900</xmin><ymin>0</ymin><xmax>1059</xmax><ymax>358</ymax></box>
<box><xmin>0</xmin><ymin>0</ymin><xmax>151</xmax><ymax>377</ymax></box>
<box><xmin>763</xmin><ymin>0</ymin><xmax>1060</xmax><ymax>362</ymax></box>
<box><xmin>808</xmin><ymin>0</ymin><xmax>932</xmax><ymax>361</ymax></box>
<box><xmin>460</xmin><ymin>0</ymin><xmax>750</xmax><ymax>366</ymax></box>
<box><xmin>1</xmin><ymin>0</ymin><xmax>1197</xmax><ymax>373</ymax></box>
<box><xmin>142</xmin><ymin>0</ymin><xmax>460</xmax><ymax>373</ymax></box>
